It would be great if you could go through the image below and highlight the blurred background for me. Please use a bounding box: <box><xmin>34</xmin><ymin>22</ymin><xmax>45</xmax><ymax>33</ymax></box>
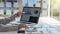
<box><xmin>0</xmin><ymin>0</ymin><xmax>60</xmax><ymax>23</ymax></box>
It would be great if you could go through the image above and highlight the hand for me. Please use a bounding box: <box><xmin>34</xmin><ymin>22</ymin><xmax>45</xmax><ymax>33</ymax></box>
<box><xmin>18</xmin><ymin>23</ymin><xmax>28</xmax><ymax>29</ymax></box>
<box><xmin>14</xmin><ymin>11</ymin><xmax>22</xmax><ymax>18</ymax></box>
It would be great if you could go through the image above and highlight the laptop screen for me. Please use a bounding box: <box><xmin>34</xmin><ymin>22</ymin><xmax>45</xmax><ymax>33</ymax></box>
<box><xmin>20</xmin><ymin>7</ymin><xmax>40</xmax><ymax>24</ymax></box>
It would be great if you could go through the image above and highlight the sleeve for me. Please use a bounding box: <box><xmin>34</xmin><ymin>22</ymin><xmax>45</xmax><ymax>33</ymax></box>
<box><xmin>0</xmin><ymin>16</ymin><xmax>15</xmax><ymax>25</ymax></box>
<box><xmin>7</xmin><ymin>25</ymin><xmax>18</xmax><ymax>31</ymax></box>
<box><xmin>0</xmin><ymin>25</ymin><xmax>18</xmax><ymax>32</ymax></box>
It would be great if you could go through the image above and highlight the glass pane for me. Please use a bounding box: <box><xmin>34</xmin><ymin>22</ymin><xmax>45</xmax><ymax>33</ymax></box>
<box><xmin>42</xmin><ymin>0</ymin><xmax>48</xmax><ymax>17</ymax></box>
<box><xmin>6</xmin><ymin>2</ymin><xmax>11</xmax><ymax>7</ymax></box>
<box><xmin>0</xmin><ymin>2</ymin><xmax>4</xmax><ymax>7</ymax></box>
<box><xmin>0</xmin><ymin>9</ymin><xmax>4</xmax><ymax>14</ymax></box>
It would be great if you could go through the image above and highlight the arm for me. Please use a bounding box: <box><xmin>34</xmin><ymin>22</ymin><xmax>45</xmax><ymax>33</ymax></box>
<box><xmin>0</xmin><ymin>25</ymin><xmax>18</xmax><ymax>32</ymax></box>
<box><xmin>0</xmin><ymin>23</ymin><xmax>28</xmax><ymax>32</ymax></box>
<box><xmin>0</xmin><ymin>11</ymin><xmax>22</xmax><ymax>25</ymax></box>
<box><xmin>0</xmin><ymin>16</ymin><xmax>15</xmax><ymax>25</ymax></box>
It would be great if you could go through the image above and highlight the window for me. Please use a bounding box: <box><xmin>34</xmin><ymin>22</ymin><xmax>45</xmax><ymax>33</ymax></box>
<box><xmin>0</xmin><ymin>0</ymin><xmax>19</xmax><ymax>16</ymax></box>
<box><xmin>0</xmin><ymin>0</ymin><xmax>49</xmax><ymax>17</ymax></box>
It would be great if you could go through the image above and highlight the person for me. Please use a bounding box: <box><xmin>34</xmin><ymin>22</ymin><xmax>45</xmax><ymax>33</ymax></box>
<box><xmin>1</xmin><ymin>10</ymin><xmax>60</xmax><ymax>34</ymax></box>
<box><xmin>0</xmin><ymin>11</ymin><xmax>28</xmax><ymax>32</ymax></box>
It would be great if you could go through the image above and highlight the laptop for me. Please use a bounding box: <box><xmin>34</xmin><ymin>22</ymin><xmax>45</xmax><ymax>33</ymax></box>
<box><xmin>20</xmin><ymin>7</ymin><xmax>40</xmax><ymax>26</ymax></box>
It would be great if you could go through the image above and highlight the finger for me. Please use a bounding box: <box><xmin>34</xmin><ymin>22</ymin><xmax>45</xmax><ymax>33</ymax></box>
<box><xmin>18</xmin><ymin>23</ymin><xmax>28</xmax><ymax>29</ymax></box>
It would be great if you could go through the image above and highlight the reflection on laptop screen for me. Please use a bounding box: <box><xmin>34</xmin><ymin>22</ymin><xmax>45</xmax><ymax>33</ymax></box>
<box><xmin>29</xmin><ymin>16</ymin><xmax>38</xmax><ymax>23</ymax></box>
